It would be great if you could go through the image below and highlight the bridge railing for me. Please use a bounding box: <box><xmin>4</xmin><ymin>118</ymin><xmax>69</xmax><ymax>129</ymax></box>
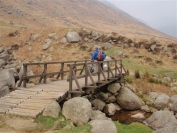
<box><xmin>67</xmin><ymin>59</ymin><xmax>127</xmax><ymax>98</ymax></box>
<box><xmin>18</xmin><ymin>60</ymin><xmax>127</xmax><ymax>91</ymax></box>
<box><xmin>18</xmin><ymin>60</ymin><xmax>90</xmax><ymax>87</ymax></box>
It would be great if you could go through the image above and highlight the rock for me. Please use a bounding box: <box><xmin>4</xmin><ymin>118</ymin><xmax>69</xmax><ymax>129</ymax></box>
<box><xmin>97</xmin><ymin>92</ymin><xmax>108</xmax><ymax>101</ymax></box>
<box><xmin>91</xmin><ymin>31</ymin><xmax>99</xmax><ymax>37</ymax></box>
<box><xmin>163</xmin><ymin>46</ymin><xmax>168</xmax><ymax>52</ymax></box>
<box><xmin>66</xmin><ymin>31</ymin><xmax>80</xmax><ymax>43</ymax></box>
<box><xmin>150</xmin><ymin>44</ymin><xmax>156</xmax><ymax>52</ymax></box>
<box><xmin>43</xmin><ymin>39</ymin><xmax>52</xmax><ymax>50</ymax></box>
<box><xmin>154</xmin><ymin>94</ymin><xmax>170</xmax><ymax>110</ymax></box>
<box><xmin>102</xmin><ymin>43</ymin><xmax>112</xmax><ymax>50</ymax></box>
<box><xmin>61</xmin><ymin>37</ymin><xmax>67</xmax><ymax>43</ymax></box>
<box><xmin>103</xmin><ymin>103</ymin><xmax>116</xmax><ymax>116</ymax></box>
<box><xmin>91</xmin><ymin>110</ymin><xmax>110</xmax><ymax>120</ymax></box>
<box><xmin>113</xmin><ymin>50</ymin><xmax>123</xmax><ymax>57</ymax></box>
<box><xmin>103</xmin><ymin>34</ymin><xmax>112</xmax><ymax>42</ymax></box>
<box><xmin>0</xmin><ymin>59</ymin><xmax>6</xmax><ymax>68</ymax></box>
<box><xmin>31</xmin><ymin>34</ymin><xmax>40</xmax><ymax>41</ymax></box>
<box><xmin>107</xmin><ymin>83</ymin><xmax>121</xmax><ymax>94</ymax></box>
<box><xmin>171</xmin><ymin>100</ymin><xmax>177</xmax><ymax>113</ymax></box>
<box><xmin>149</xmin><ymin>92</ymin><xmax>158</xmax><ymax>99</ymax></box>
<box><xmin>141</xmin><ymin>105</ymin><xmax>150</xmax><ymax>112</ymax></box>
<box><xmin>171</xmin><ymin>87</ymin><xmax>177</xmax><ymax>92</ymax></box>
<box><xmin>144</xmin><ymin>110</ymin><xmax>177</xmax><ymax>130</ymax></box>
<box><xmin>48</xmin><ymin>33</ymin><xmax>56</xmax><ymax>38</ymax></box>
<box><xmin>131</xmin><ymin>112</ymin><xmax>145</xmax><ymax>119</ymax></box>
<box><xmin>116</xmin><ymin>87</ymin><xmax>142</xmax><ymax>110</ymax></box>
<box><xmin>89</xmin><ymin>120</ymin><xmax>117</xmax><ymax>133</ymax></box>
<box><xmin>43</xmin><ymin>100</ymin><xmax>61</xmax><ymax>118</ymax></box>
<box><xmin>164</xmin><ymin>77</ymin><xmax>171</xmax><ymax>82</ymax></box>
<box><xmin>0</xmin><ymin>69</ymin><xmax>15</xmax><ymax>89</ymax></box>
<box><xmin>152</xmin><ymin>126</ymin><xmax>177</xmax><ymax>133</ymax></box>
<box><xmin>0</xmin><ymin>47</ymin><xmax>4</xmax><ymax>53</ymax></box>
<box><xmin>114</xmin><ymin>103</ymin><xmax>122</xmax><ymax>111</ymax></box>
<box><xmin>106</xmin><ymin>95</ymin><xmax>116</xmax><ymax>103</ymax></box>
<box><xmin>0</xmin><ymin>53</ymin><xmax>10</xmax><ymax>61</ymax></box>
<box><xmin>91</xmin><ymin>99</ymin><xmax>106</xmax><ymax>111</ymax></box>
<box><xmin>62</xmin><ymin>97</ymin><xmax>92</xmax><ymax>126</ymax></box>
<box><xmin>171</xmin><ymin>95</ymin><xmax>177</xmax><ymax>103</ymax></box>
<box><xmin>126</xmin><ymin>84</ymin><xmax>136</xmax><ymax>92</ymax></box>
<box><xmin>0</xmin><ymin>86</ymin><xmax>10</xmax><ymax>97</ymax></box>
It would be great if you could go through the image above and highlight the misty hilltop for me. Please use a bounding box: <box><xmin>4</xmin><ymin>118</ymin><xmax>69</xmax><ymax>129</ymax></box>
<box><xmin>0</xmin><ymin>0</ymin><xmax>176</xmax><ymax>43</ymax></box>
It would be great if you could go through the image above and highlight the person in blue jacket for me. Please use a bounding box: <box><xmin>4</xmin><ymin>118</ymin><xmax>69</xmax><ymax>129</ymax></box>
<box><xmin>91</xmin><ymin>47</ymin><xmax>99</xmax><ymax>61</ymax></box>
<box><xmin>102</xmin><ymin>51</ymin><xmax>106</xmax><ymax>60</ymax></box>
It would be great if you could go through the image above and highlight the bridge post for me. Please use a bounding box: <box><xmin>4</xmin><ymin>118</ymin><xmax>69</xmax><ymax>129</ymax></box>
<box><xmin>107</xmin><ymin>61</ymin><xmax>110</xmax><ymax>79</ymax></box>
<box><xmin>23</xmin><ymin>64</ymin><xmax>27</xmax><ymax>88</ymax></box>
<box><xmin>68</xmin><ymin>65</ymin><xmax>73</xmax><ymax>99</ymax></box>
<box><xmin>85</xmin><ymin>62</ymin><xmax>88</xmax><ymax>86</ymax></box>
<box><xmin>61</xmin><ymin>63</ymin><xmax>64</xmax><ymax>80</ymax></box>
<box><xmin>98</xmin><ymin>61</ymin><xmax>101</xmax><ymax>81</ymax></box>
<box><xmin>43</xmin><ymin>63</ymin><xmax>47</xmax><ymax>83</ymax></box>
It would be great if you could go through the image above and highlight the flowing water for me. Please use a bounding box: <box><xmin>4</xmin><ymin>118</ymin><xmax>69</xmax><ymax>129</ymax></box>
<box><xmin>111</xmin><ymin>110</ymin><xmax>152</xmax><ymax>124</ymax></box>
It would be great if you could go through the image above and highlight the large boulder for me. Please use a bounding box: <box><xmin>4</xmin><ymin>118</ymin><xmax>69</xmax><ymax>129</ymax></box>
<box><xmin>0</xmin><ymin>69</ymin><xmax>15</xmax><ymax>89</ymax></box>
<box><xmin>171</xmin><ymin>100</ymin><xmax>177</xmax><ymax>112</ymax></box>
<box><xmin>154</xmin><ymin>94</ymin><xmax>170</xmax><ymax>110</ymax></box>
<box><xmin>152</xmin><ymin>126</ymin><xmax>177</xmax><ymax>133</ymax></box>
<box><xmin>171</xmin><ymin>95</ymin><xmax>177</xmax><ymax>103</ymax></box>
<box><xmin>0</xmin><ymin>47</ymin><xmax>4</xmax><ymax>53</ymax></box>
<box><xmin>144</xmin><ymin>110</ymin><xmax>177</xmax><ymax>130</ymax></box>
<box><xmin>116</xmin><ymin>87</ymin><xmax>141</xmax><ymax>110</ymax></box>
<box><xmin>0</xmin><ymin>59</ymin><xmax>6</xmax><ymax>68</ymax></box>
<box><xmin>43</xmin><ymin>100</ymin><xmax>61</xmax><ymax>118</ymax></box>
<box><xmin>0</xmin><ymin>86</ymin><xmax>10</xmax><ymax>97</ymax></box>
<box><xmin>66</xmin><ymin>31</ymin><xmax>80</xmax><ymax>43</ymax></box>
<box><xmin>62</xmin><ymin>97</ymin><xmax>92</xmax><ymax>126</ymax></box>
<box><xmin>89</xmin><ymin>120</ymin><xmax>117</xmax><ymax>133</ymax></box>
<box><xmin>107</xmin><ymin>83</ymin><xmax>121</xmax><ymax>94</ymax></box>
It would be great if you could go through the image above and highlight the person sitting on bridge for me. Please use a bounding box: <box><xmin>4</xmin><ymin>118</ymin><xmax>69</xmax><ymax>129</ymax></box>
<box><xmin>90</xmin><ymin>47</ymin><xmax>99</xmax><ymax>61</ymax></box>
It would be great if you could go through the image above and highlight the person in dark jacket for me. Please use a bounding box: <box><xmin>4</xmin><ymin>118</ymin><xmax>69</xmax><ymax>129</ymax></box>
<box><xmin>91</xmin><ymin>47</ymin><xmax>99</xmax><ymax>61</ymax></box>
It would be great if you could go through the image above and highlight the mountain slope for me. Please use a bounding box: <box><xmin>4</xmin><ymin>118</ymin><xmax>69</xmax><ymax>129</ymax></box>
<box><xmin>0</xmin><ymin>0</ymin><xmax>176</xmax><ymax>43</ymax></box>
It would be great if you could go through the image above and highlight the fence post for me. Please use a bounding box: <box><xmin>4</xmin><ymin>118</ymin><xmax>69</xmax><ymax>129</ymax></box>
<box><xmin>98</xmin><ymin>61</ymin><xmax>101</xmax><ymax>81</ymax></box>
<box><xmin>43</xmin><ymin>63</ymin><xmax>47</xmax><ymax>83</ymax></box>
<box><xmin>120</xmin><ymin>60</ymin><xmax>123</xmax><ymax>77</ymax></box>
<box><xmin>115</xmin><ymin>60</ymin><xmax>118</xmax><ymax>76</ymax></box>
<box><xmin>85</xmin><ymin>62</ymin><xmax>88</xmax><ymax>86</ymax></box>
<box><xmin>107</xmin><ymin>61</ymin><xmax>110</xmax><ymax>79</ymax></box>
<box><xmin>61</xmin><ymin>63</ymin><xmax>64</xmax><ymax>80</ymax></box>
<box><xmin>68</xmin><ymin>65</ymin><xmax>73</xmax><ymax>98</ymax></box>
<box><xmin>23</xmin><ymin>64</ymin><xmax>27</xmax><ymax>88</ymax></box>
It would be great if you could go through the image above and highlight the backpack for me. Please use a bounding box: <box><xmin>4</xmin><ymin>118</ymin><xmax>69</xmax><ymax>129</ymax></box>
<box><xmin>102</xmin><ymin>53</ymin><xmax>106</xmax><ymax>60</ymax></box>
<box><xmin>97</xmin><ymin>50</ymin><xmax>103</xmax><ymax>61</ymax></box>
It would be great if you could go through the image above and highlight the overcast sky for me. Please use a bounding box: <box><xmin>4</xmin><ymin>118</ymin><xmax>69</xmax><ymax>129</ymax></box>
<box><xmin>105</xmin><ymin>0</ymin><xmax>177</xmax><ymax>38</ymax></box>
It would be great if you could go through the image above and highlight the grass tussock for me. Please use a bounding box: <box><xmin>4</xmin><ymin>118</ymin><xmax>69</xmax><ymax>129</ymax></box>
<box><xmin>114</xmin><ymin>122</ymin><xmax>154</xmax><ymax>133</ymax></box>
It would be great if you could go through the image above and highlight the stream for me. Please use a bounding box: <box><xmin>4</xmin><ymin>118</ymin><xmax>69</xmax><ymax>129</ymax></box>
<box><xmin>111</xmin><ymin>110</ymin><xmax>152</xmax><ymax>124</ymax></box>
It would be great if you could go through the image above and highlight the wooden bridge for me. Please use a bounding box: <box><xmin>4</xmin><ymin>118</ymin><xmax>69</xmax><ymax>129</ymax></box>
<box><xmin>0</xmin><ymin>60</ymin><xmax>127</xmax><ymax>118</ymax></box>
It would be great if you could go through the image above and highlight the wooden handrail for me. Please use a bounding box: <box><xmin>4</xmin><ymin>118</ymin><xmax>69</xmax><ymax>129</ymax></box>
<box><xmin>67</xmin><ymin>59</ymin><xmax>127</xmax><ymax>98</ymax></box>
<box><xmin>18</xmin><ymin>59</ymin><xmax>128</xmax><ymax>96</ymax></box>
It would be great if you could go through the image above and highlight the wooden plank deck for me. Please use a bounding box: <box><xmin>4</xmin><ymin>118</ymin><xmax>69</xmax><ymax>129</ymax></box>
<box><xmin>0</xmin><ymin>74</ymin><xmax>111</xmax><ymax>118</ymax></box>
